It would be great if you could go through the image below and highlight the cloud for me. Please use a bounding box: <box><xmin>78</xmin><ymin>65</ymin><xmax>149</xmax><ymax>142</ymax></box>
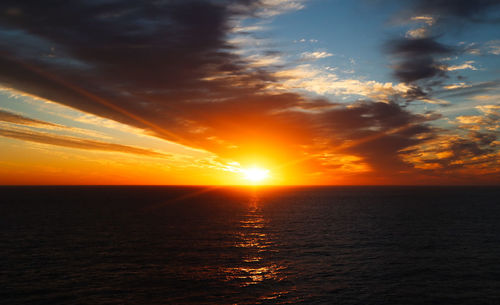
<box><xmin>386</xmin><ymin>0</ymin><xmax>500</xmax><ymax>87</ymax></box>
<box><xmin>401</xmin><ymin>130</ymin><xmax>499</xmax><ymax>181</ymax></box>
<box><xmin>382</xmin><ymin>0</ymin><xmax>500</xmax><ymax>182</ymax></box>
<box><xmin>471</xmin><ymin>94</ymin><xmax>500</xmax><ymax>101</ymax></box>
<box><xmin>476</xmin><ymin>104</ymin><xmax>500</xmax><ymax>116</ymax></box>
<box><xmin>272</xmin><ymin>64</ymin><xmax>413</xmax><ymax>100</ymax></box>
<box><xmin>0</xmin><ymin>109</ymin><xmax>62</xmax><ymax>127</ymax></box>
<box><xmin>255</xmin><ymin>0</ymin><xmax>306</xmax><ymax>17</ymax></box>
<box><xmin>486</xmin><ymin>40</ymin><xmax>500</xmax><ymax>55</ymax></box>
<box><xmin>442</xmin><ymin>83</ymin><xmax>472</xmax><ymax>90</ymax></box>
<box><xmin>418</xmin><ymin>98</ymin><xmax>450</xmax><ymax>105</ymax></box>
<box><xmin>387</xmin><ymin>37</ymin><xmax>453</xmax><ymax>56</ymax></box>
<box><xmin>405</xmin><ymin>15</ymin><xmax>435</xmax><ymax>38</ymax></box>
<box><xmin>392</xmin><ymin>0</ymin><xmax>500</xmax><ymax>28</ymax></box>
<box><xmin>456</xmin><ymin>104</ymin><xmax>500</xmax><ymax>131</ymax></box>
<box><xmin>0</xmin><ymin>0</ymin><xmax>496</xmax><ymax>183</ymax></box>
<box><xmin>0</xmin><ymin>0</ymin><xmax>271</xmax><ymax>145</ymax></box>
<box><xmin>385</xmin><ymin>37</ymin><xmax>454</xmax><ymax>83</ymax></box>
<box><xmin>301</xmin><ymin>51</ymin><xmax>334</xmax><ymax>60</ymax></box>
<box><xmin>405</xmin><ymin>27</ymin><xmax>429</xmax><ymax>39</ymax></box>
<box><xmin>313</xmin><ymin>100</ymin><xmax>439</xmax><ymax>172</ymax></box>
<box><xmin>437</xmin><ymin>81</ymin><xmax>500</xmax><ymax>99</ymax></box>
<box><xmin>245</xmin><ymin>53</ymin><xmax>283</xmax><ymax>67</ymax></box>
<box><xmin>410</xmin><ymin>0</ymin><xmax>500</xmax><ymax>22</ymax></box>
<box><xmin>446</xmin><ymin>61</ymin><xmax>477</xmax><ymax>71</ymax></box>
<box><xmin>0</xmin><ymin>128</ymin><xmax>169</xmax><ymax>158</ymax></box>
<box><xmin>410</xmin><ymin>16</ymin><xmax>435</xmax><ymax>26</ymax></box>
<box><xmin>460</xmin><ymin>40</ymin><xmax>500</xmax><ymax>56</ymax></box>
<box><xmin>294</xmin><ymin>38</ymin><xmax>318</xmax><ymax>43</ymax></box>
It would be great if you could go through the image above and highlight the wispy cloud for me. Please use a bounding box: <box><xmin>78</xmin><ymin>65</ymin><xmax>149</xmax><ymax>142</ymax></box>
<box><xmin>405</xmin><ymin>27</ymin><xmax>429</xmax><ymax>39</ymax></box>
<box><xmin>410</xmin><ymin>16</ymin><xmax>435</xmax><ymax>26</ymax></box>
<box><xmin>0</xmin><ymin>128</ymin><xmax>169</xmax><ymax>158</ymax></box>
<box><xmin>301</xmin><ymin>51</ymin><xmax>334</xmax><ymax>60</ymax></box>
<box><xmin>272</xmin><ymin>64</ymin><xmax>413</xmax><ymax>100</ymax></box>
<box><xmin>486</xmin><ymin>40</ymin><xmax>500</xmax><ymax>55</ymax></box>
<box><xmin>0</xmin><ymin>109</ymin><xmax>62</xmax><ymax>128</ymax></box>
<box><xmin>442</xmin><ymin>83</ymin><xmax>472</xmax><ymax>90</ymax></box>
<box><xmin>255</xmin><ymin>0</ymin><xmax>306</xmax><ymax>17</ymax></box>
<box><xmin>446</xmin><ymin>61</ymin><xmax>477</xmax><ymax>71</ymax></box>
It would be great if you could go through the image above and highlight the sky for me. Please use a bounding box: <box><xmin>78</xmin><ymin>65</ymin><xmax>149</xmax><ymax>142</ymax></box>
<box><xmin>0</xmin><ymin>0</ymin><xmax>499</xmax><ymax>185</ymax></box>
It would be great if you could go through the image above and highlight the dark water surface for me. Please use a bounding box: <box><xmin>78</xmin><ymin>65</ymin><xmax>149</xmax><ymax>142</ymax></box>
<box><xmin>1</xmin><ymin>186</ymin><xmax>500</xmax><ymax>304</ymax></box>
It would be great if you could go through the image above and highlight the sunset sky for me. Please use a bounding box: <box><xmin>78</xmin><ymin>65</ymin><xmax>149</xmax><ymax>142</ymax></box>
<box><xmin>0</xmin><ymin>0</ymin><xmax>499</xmax><ymax>185</ymax></box>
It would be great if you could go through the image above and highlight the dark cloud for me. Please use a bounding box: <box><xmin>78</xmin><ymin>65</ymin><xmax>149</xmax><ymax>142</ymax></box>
<box><xmin>385</xmin><ymin>0</ymin><xmax>500</xmax><ymax>93</ymax></box>
<box><xmin>316</xmin><ymin>101</ymin><xmax>437</xmax><ymax>171</ymax></box>
<box><xmin>450</xmin><ymin>133</ymin><xmax>496</xmax><ymax>158</ymax></box>
<box><xmin>387</xmin><ymin>37</ymin><xmax>453</xmax><ymax>56</ymax></box>
<box><xmin>0</xmin><ymin>0</ymin><xmax>443</xmax><ymax>179</ymax></box>
<box><xmin>402</xmin><ymin>85</ymin><xmax>430</xmax><ymax>101</ymax></box>
<box><xmin>412</xmin><ymin>0</ymin><xmax>500</xmax><ymax>22</ymax></box>
<box><xmin>0</xmin><ymin>128</ymin><xmax>169</xmax><ymax>158</ymax></box>
<box><xmin>0</xmin><ymin>0</ymin><xmax>266</xmax><ymax>144</ymax></box>
<box><xmin>385</xmin><ymin>37</ymin><xmax>454</xmax><ymax>84</ymax></box>
<box><xmin>382</xmin><ymin>0</ymin><xmax>500</xmax><ymax>180</ymax></box>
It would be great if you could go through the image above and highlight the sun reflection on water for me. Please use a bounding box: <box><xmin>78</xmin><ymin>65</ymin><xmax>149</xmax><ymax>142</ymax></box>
<box><xmin>223</xmin><ymin>192</ymin><xmax>286</xmax><ymax>288</ymax></box>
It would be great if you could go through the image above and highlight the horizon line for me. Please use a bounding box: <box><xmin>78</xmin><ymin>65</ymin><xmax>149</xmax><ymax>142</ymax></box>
<box><xmin>1</xmin><ymin>184</ymin><xmax>499</xmax><ymax>187</ymax></box>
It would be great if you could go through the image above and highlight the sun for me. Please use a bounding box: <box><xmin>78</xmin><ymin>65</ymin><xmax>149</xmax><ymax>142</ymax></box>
<box><xmin>241</xmin><ymin>167</ymin><xmax>270</xmax><ymax>184</ymax></box>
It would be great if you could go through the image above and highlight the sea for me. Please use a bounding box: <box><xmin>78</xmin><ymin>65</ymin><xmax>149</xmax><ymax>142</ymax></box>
<box><xmin>1</xmin><ymin>186</ymin><xmax>500</xmax><ymax>304</ymax></box>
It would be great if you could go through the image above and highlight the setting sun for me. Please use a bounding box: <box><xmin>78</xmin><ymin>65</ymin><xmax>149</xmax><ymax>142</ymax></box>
<box><xmin>241</xmin><ymin>167</ymin><xmax>270</xmax><ymax>184</ymax></box>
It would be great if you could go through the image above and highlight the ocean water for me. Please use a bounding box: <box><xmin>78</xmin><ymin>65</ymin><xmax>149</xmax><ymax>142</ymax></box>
<box><xmin>1</xmin><ymin>186</ymin><xmax>500</xmax><ymax>304</ymax></box>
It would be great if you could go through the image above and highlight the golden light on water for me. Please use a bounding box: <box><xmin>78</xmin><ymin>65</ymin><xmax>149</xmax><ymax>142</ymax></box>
<box><xmin>221</xmin><ymin>193</ymin><xmax>286</xmax><ymax>291</ymax></box>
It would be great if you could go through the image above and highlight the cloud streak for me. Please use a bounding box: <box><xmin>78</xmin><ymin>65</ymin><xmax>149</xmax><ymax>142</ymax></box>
<box><xmin>0</xmin><ymin>109</ymin><xmax>61</xmax><ymax>127</ymax></box>
<box><xmin>0</xmin><ymin>128</ymin><xmax>169</xmax><ymax>158</ymax></box>
<box><xmin>301</xmin><ymin>51</ymin><xmax>333</xmax><ymax>60</ymax></box>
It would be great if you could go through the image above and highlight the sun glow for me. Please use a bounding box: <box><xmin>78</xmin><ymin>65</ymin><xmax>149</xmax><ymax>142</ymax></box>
<box><xmin>242</xmin><ymin>167</ymin><xmax>270</xmax><ymax>184</ymax></box>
